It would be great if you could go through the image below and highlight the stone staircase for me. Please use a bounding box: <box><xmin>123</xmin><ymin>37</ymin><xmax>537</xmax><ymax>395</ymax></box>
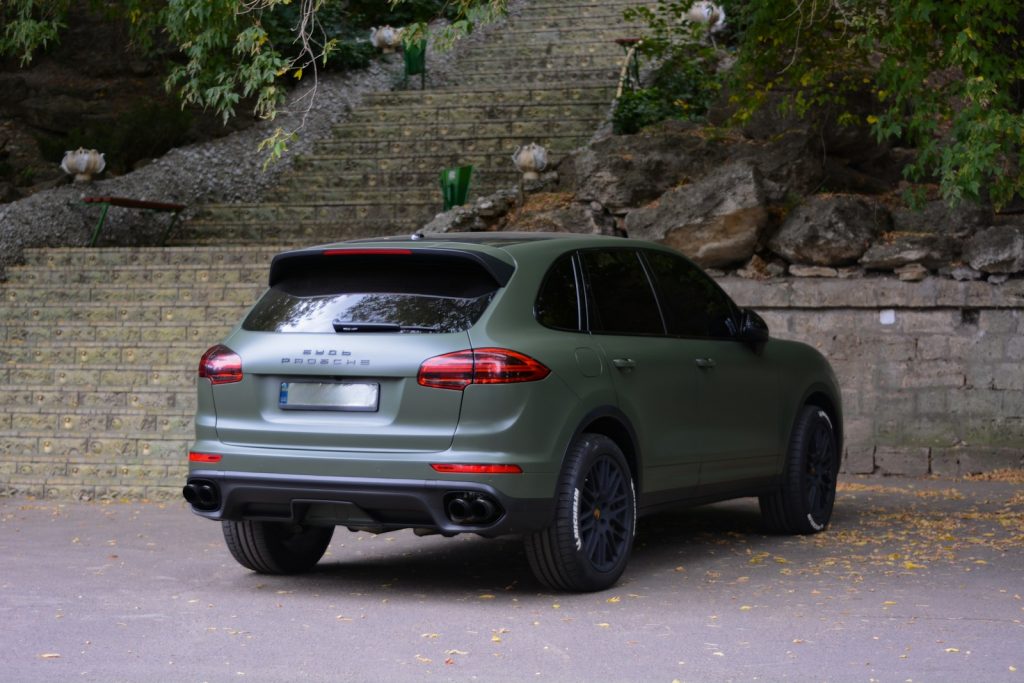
<box><xmin>0</xmin><ymin>0</ymin><xmax>644</xmax><ymax>500</ymax></box>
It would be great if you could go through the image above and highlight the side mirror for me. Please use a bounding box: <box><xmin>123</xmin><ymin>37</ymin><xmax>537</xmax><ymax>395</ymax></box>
<box><xmin>739</xmin><ymin>308</ymin><xmax>769</xmax><ymax>346</ymax></box>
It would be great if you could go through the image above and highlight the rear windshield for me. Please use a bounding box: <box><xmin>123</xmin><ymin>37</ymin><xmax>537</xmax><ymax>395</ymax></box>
<box><xmin>244</xmin><ymin>256</ymin><xmax>499</xmax><ymax>334</ymax></box>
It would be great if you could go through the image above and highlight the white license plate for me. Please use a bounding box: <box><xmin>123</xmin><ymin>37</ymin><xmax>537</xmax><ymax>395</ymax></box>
<box><xmin>279</xmin><ymin>382</ymin><xmax>379</xmax><ymax>412</ymax></box>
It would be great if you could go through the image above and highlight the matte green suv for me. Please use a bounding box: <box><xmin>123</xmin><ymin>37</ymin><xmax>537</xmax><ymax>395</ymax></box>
<box><xmin>184</xmin><ymin>232</ymin><xmax>842</xmax><ymax>591</ymax></box>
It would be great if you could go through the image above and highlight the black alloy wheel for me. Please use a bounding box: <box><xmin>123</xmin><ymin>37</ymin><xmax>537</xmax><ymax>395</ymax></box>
<box><xmin>577</xmin><ymin>454</ymin><xmax>633</xmax><ymax>573</ymax></box>
<box><xmin>525</xmin><ymin>433</ymin><xmax>636</xmax><ymax>592</ymax></box>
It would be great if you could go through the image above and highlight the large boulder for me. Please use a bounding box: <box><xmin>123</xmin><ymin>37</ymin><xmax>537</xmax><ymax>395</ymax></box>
<box><xmin>558</xmin><ymin>120</ymin><xmax>732</xmax><ymax>212</ymax></box>
<box><xmin>769</xmin><ymin>194</ymin><xmax>890</xmax><ymax>266</ymax></box>
<box><xmin>730</xmin><ymin>131</ymin><xmax>826</xmax><ymax>203</ymax></box>
<box><xmin>891</xmin><ymin>199</ymin><xmax>991</xmax><ymax>238</ymax></box>
<box><xmin>964</xmin><ymin>225</ymin><xmax>1024</xmax><ymax>274</ymax></box>
<box><xmin>624</xmin><ymin>161</ymin><xmax>768</xmax><ymax>268</ymax></box>
<box><xmin>859</xmin><ymin>232</ymin><xmax>958</xmax><ymax>270</ymax></box>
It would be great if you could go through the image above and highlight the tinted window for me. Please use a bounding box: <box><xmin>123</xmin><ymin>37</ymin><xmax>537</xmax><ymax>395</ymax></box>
<box><xmin>644</xmin><ymin>250</ymin><xmax>737</xmax><ymax>338</ymax></box>
<box><xmin>535</xmin><ymin>255</ymin><xmax>582</xmax><ymax>331</ymax></box>
<box><xmin>581</xmin><ymin>249</ymin><xmax>664</xmax><ymax>335</ymax></box>
<box><xmin>244</xmin><ymin>257</ymin><xmax>497</xmax><ymax>333</ymax></box>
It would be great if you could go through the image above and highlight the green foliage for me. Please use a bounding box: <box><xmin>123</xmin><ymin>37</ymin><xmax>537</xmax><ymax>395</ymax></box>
<box><xmin>733</xmin><ymin>0</ymin><xmax>1024</xmax><ymax>209</ymax></box>
<box><xmin>614</xmin><ymin>1</ymin><xmax>724</xmax><ymax>134</ymax></box>
<box><xmin>0</xmin><ymin>0</ymin><xmax>70</xmax><ymax>65</ymax></box>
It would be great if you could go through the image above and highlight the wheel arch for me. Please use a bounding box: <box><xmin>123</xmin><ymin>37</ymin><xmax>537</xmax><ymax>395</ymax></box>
<box><xmin>567</xmin><ymin>406</ymin><xmax>642</xmax><ymax>493</ymax></box>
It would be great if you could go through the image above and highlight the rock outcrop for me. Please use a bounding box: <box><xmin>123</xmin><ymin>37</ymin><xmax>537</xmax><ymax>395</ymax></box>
<box><xmin>624</xmin><ymin>161</ymin><xmax>768</xmax><ymax>268</ymax></box>
<box><xmin>769</xmin><ymin>194</ymin><xmax>890</xmax><ymax>266</ymax></box>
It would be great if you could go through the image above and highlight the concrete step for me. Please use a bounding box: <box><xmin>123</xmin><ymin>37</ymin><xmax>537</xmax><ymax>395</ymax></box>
<box><xmin>2</xmin><ymin>409</ymin><xmax>194</xmax><ymax>436</ymax></box>
<box><xmin>3</xmin><ymin>322</ymin><xmax>235</xmax><ymax>344</ymax></box>
<box><xmin>170</xmin><ymin>220</ymin><xmax>416</xmax><ymax>246</ymax></box>
<box><xmin>292</xmin><ymin>146</ymin><xmax>582</xmax><ymax>174</ymax></box>
<box><xmin>0</xmin><ymin>384</ymin><xmax>193</xmax><ymax>415</ymax></box>
<box><xmin>0</xmin><ymin>341</ymin><xmax>211</xmax><ymax>368</ymax></box>
<box><xmin>0</xmin><ymin>363</ymin><xmax>198</xmax><ymax>388</ymax></box>
<box><xmin>312</xmin><ymin>131</ymin><xmax>591</xmax><ymax>157</ymax></box>
<box><xmin>454</xmin><ymin>53</ymin><xmax>625</xmax><ymax>71</ymax></box>
<box><xmin>330</xmin><ymin>116</ymin><xmax>601</xmax><ymax>140</ymax></box>
<box><xmin>0</xmin><ymin>301</ymin><xmax>249</xmax><ymax>325</ymax></box>
<box><xmin>451</xmin><ymin>66</ymin><xmax>621</xmax><ymax>86</ymax></box>
<box><xmin>2</xmin><ymin>264</ymin><xmax>263</xmax><ymax>287</ymax></box>
<box><xmin>281</xmin><ymin>170</ymin><xmax>522</xmax><ymax>193</ymax></box>
<box><xmin>363</xmin><ymin>83</ymin><xmax>615</xmax><ymax>108</ymax></box>
<box><xmin>2</xmin><ymin>282</ymin><xmax>262</xmax><ymax>305</ymax></box>
<box><xmin>345</xmin><ymin>98</ymin><xmax>610</xmax><ymax>124</ymax></box>
<box><xmin>18</xmin><ymin>246</ymin><xmax>280</xmax><ymax>268</ymax></box>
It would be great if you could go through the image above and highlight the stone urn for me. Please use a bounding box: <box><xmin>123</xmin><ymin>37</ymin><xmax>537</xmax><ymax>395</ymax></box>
<box><xmin>60</xmin><ymin>148</ymin><xmax>106</xmax><ymax>182</ymax></box>
<box><xmin>682</xmin><ymin>1</ymin><xmax>727</xmax><ymax>32</ymax></box>
<box><xmin>511</xmin><ymin>143</ymin><xmax>548</xmax><ymax>181</ymax></box>
<box><xmin>370</xmin><ymin>26</ymin><xmax>403</xmax><ymax>53</ymax></box>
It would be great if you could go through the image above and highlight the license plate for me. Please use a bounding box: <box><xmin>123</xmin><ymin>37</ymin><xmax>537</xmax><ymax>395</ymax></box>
<box><xmin>279</xmin><ymin>381</ymin><xmax>379</xmax><ymax>412</ymax></box>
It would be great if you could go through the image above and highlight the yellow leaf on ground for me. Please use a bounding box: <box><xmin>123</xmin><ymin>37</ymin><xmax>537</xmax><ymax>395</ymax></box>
<box><xmin>607</xmin><ymin>596</ymin><xmax>621</xmax><ymax>604</ymax></box>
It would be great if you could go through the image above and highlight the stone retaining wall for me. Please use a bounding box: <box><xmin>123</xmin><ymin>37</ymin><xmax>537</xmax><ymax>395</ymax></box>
<box><xmin>722</xmin><ymin>276</ymin><xmax>1024</xmax><ymax>476</ymax></box>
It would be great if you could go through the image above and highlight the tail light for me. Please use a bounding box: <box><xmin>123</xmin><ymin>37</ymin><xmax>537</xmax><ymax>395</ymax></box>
<box><xmin>199</xmin><ymin>344</ymin><xmax>243</xmax><ymax>385</ymax></box>
<box><xmin>418</xmin><ymin>348</ymin><xmax>550</xmax><ymax>390</ymax></box>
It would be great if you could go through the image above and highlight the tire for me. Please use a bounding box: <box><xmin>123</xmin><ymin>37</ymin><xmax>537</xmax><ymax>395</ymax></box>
<box><xmin>221</xmin><ymin>519</ymin><xmax>334</xmax><ymax>574</ymax></box>
<box><xmin>525</xmin><ymin>433</ymin><xmax>636</xmax><ymax>592</ymax></box>
<box><xmin>760</xmin><ymin>405</ymin><xmax>839</xmax><ymax>535</ymax></box>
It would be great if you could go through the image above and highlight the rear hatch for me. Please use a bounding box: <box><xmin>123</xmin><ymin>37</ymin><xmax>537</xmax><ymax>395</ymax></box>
<box><xmin>209</xmin><ymin>245</ymin><xmax>513</xmax><ymax>453</ymax></box>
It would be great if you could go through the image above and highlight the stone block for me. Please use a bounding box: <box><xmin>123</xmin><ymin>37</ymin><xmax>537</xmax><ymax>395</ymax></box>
<box><xmin>992</xmin><ymin>364</ymin><xmax>1024</xmax><ymax>391</ymax></box>
<box><xmin>874</xmin><ymin>446</ymin><xmax>930</xmax><ymax>476</ymax></box>
<box><xmin>979</xmin><ymin>310</ymin><xmax>1021</xmax><ymax>334</ymax></box>
<box><xmin>898</xmin><ymin>360</ymin><xmax>966</xmax><ymax>389</ymax></box>
<box><xmin>932</xmin><ymin>447</ymin><xmax>1024</xmax><ymax>476</ymax></box>
<box><xmin>915</xmin><ymin>390</ymin><xmax>949</xmax><ymax>415</ymax></box>
<box><xmin>842</xmin><ymin>446</ymin><xmax>875</xmax><ymax>474</ymax></box>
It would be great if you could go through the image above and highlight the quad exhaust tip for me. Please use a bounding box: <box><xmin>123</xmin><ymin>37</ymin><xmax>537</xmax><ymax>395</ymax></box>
<box><xmin>445</xmin><ymin>492</ymin><xmax>501</xmax><ymax>525</ymax></box>
<box><xmin>183</xmin><ymin>479</ymin><xmax>221</xmax><ymax>511</ymax></box>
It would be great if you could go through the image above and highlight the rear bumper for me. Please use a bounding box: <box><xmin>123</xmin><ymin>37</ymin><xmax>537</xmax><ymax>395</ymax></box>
<box><xmin>185</xmin><ymin>469</ymin><xmax>556</xmax><ymax>537</ymax></box>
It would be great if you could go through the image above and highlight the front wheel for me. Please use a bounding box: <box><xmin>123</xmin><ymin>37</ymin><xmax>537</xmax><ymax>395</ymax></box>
<box><xmin>760</xmin><ymin>405</ymin><xmax>839</xmax><ymax>534</ymax></box>
<box><xmin>222</xmin><ymin>519</ymin><xmax>334</xmax><ymax>574</ymax></box>
<box><xmin>525</xmin><ymin>433</ymin><xmax>636</xmax><ymax>592</ymax></box>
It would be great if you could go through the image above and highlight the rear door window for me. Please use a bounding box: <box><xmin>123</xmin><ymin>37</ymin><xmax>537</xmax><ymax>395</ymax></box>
<box><xmin>244</xmin><ymin>255</ymin><xmax>499</xmax><ymax>334</ymax></box>
<box><xmin>535</xmin><ymin>254</ymin><xmax>583</xmax><ymax>332</ymax></box>
<box><xmin>580</xmin><ymin>249</ymin><xmax>665</xmax><ymax>335</ymax></box>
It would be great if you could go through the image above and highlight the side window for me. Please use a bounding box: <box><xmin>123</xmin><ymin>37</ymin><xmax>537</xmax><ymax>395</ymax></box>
<box><xmin>644</xmin><ymin>250</ymin><xmax>738</xmax><ymax>339</ymax></box>
<box><xmin>535</xmin><ymin>254</ymin><xmax>582</xmax><ymax>331</ymax></box>
<box><xmin>581</xmin><ymin>249</ymin><xmax>664</xmax><ymax>335</ymax></box>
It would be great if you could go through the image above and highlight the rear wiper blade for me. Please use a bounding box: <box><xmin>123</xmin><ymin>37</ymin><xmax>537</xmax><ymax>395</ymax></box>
<box><xmin>333</xmin><ymin>321</ymin><xmax>400</xmax><ymax>333</ymax></box>
<box><xmin>332</xmin><ymin>320</ymin><xmax>438</xmax><ymax>333</ymax></box>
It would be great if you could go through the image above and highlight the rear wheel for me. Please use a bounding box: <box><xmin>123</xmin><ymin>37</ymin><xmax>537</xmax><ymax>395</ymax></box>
<box><xmin>525</xmin><ymin>434</ymin><xmax>636</xmax><ymax>592</ymax></box>
<box><xmin>760</xmin><ymin>406</ymin><xmax>839</xmax><ymax>534</ymax></box>
<box><xmin>222</xmin><ymin>519</ymin><xmax>334</xmax><ymax>574</ymax></box>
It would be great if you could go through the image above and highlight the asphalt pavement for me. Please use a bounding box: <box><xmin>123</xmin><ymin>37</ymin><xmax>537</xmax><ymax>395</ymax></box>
<box><xmin>1</xmin><ymin>476</ymin><xmax>1022</xmax><ymax>682</ymax></box>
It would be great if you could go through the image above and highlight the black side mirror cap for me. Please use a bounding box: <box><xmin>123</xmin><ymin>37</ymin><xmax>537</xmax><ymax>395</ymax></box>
<box><xmin>739</xmin><ymin>308</ymin><xmax>769</xmax><ymax>346</ymax></box>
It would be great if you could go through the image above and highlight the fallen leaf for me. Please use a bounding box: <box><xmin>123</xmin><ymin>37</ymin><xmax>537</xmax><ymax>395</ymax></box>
<box><xmin>421</xmin><ymin>633</ymin><xmax>440</xmax><ymax>640</ymax></box>
<box><xmin>607</xmin><ymin>596</ymin><xmax>621</xmax><ymax>604</ymax></box>
<box><xmin>596</xmin><ymin>622</ymin><xmax>611</xmax><ymax>628</ymax></box>
<box><xmin>415</xmin><ymin>654</ymin><xmax>432</xmax><ymax>663</ymax></box>
<box><xmin>739</xmin><ymin>606</ymin><xmax>752</xmax><ymax>611</ymax></box>
<box><xmin>445</xmin><ymin>650</ymin><xmax>469</xmax><ymax>656</ymax></box>
<box><xmin>478</xmin><ymin>594</ymin><xmax>495</xmax><ymax>600</ymax></box>
<box><xmin>39</xmin><ymin>653</ymin><xmax>61</xmax><ymax>659</ymax></box>
<box><xmin>945</xmin><ymin>648</ymin><xmax>960</xmax><ymax>653</ymax></box>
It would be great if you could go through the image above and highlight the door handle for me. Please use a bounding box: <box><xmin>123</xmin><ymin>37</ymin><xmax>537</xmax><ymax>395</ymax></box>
<box><xmin>695</xmin><ymin>357</ymin><xmax>716</xmax><ymax>369</ymax></box>
<box><xmin>612</xmin><ymin>357</ymin><xmax>637</xmax><ymax>370</ymax></box>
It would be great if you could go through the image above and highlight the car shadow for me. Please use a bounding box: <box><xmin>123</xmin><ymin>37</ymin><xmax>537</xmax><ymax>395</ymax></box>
<box><xmin>231</xmin><ymin>496</ymin><xmax>859</xmax><ymax>597</ymax></box>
